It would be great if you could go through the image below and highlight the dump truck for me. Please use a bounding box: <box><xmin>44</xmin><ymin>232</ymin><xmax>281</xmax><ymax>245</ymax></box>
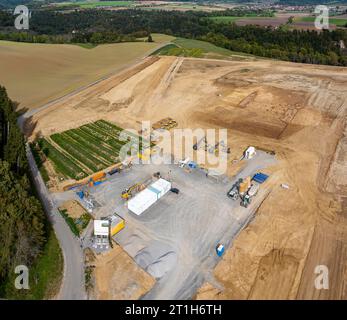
<box><xmin>227</xmin><ymin>178</ymin><xmax>243</xmax><ymax>200</ymax></box>
<box><xmin>240</xmin><ymin>182</ymin><xmax>259</xmax><ymax>208</ymax></box>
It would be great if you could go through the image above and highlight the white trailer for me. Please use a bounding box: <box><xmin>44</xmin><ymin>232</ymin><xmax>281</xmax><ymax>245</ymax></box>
<box><xmin>128</xmin><ymin>178</ymin><xmax>172</xmax><ymax>215</ymax></box>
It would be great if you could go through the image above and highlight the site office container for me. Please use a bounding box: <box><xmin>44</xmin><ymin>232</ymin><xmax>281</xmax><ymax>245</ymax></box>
<box><xmin>92</xmin><ymin>172</ymin><xmax>106</xmax><ymax>182</ymax></box>
<box><xmin>110</xmin><ymin>214</ymin><xmax>125</xmax><ymax>236</ymax></box>
<box><xmin>128</xmin><ymin>188</ymin><xmax>158</xmax><ymax>216</ymax></box>
<box><xmin>149</xmin><ymin>178</ymin><xmax>171</xmax><ymax>199</ymax></box>
<box><xmin>128</xmin><ymin>178</ymin><xmax>172</xmax><ymax>215</ymax></box>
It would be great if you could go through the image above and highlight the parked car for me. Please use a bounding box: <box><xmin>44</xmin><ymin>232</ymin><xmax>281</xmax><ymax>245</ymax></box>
<box><xmin>170</xmin><ymin>187</ymin><xmax>180</xmax><ymax>194</ymax></box>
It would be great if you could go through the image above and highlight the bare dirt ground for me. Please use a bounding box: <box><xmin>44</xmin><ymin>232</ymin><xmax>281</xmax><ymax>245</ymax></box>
<box><xmin>59</xmin><ymin>200</ymin><xmax>86</xmax><ymax>219</ymax></box>
<box><xmin>31</xmin><ymin>56</ymin><xmax>347</xmax><ymax>299</ymax></box>
<box><xmin>0</xmin><ymin>35</ymin><xmax>173</xmax><ymax>110</ymax></box>
<box><xmin>91</xmin><ymin>245</ymin><xmax>155</xmax><ymax>300</ymax></box>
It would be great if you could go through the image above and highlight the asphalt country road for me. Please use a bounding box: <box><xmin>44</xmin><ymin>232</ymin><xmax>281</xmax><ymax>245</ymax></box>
<box><xmin>26</xmin><ymin>144</ymin><xmax>86</xmax><ymax>300</ymax></box>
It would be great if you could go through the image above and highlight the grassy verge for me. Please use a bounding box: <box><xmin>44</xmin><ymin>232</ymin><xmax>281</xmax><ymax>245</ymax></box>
<box><xmin>30</xmin><ymin>142</ymin><xmax>50</xmax><ymax>184</ymax></box>
<box><xmin>58</xmin><ymin>208</ymin><xmax>91</xmax><ymax>237</ymax></box>
<box><xmin>153</xmin><ymin>38</ymin><xmax>243</xmax><ymax>58</ymax></box>
<box><xmin>58</xmin><ymin>209</ymin><xmax>80</xmax><ymax>237</ymax></box>
<box><xmin>153</xmin><ymin>44</ymin><xmax>203</xmax><ymax>57</ymax></box>
<box><xmin>1</xmin><ymin>227</ymin><xmax>63</xmax><ymax>299</ymax></box>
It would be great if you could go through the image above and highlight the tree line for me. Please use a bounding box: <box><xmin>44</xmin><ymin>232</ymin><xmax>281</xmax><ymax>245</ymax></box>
<box><xmin>0</xmin><ymin>8</ymin><xmax>347</xmax><ymax>66</ymax></box>
<box><xmin>0</xmin><ymin>86</ymin><xmax>46</xmax><ymax>297</ymax></box>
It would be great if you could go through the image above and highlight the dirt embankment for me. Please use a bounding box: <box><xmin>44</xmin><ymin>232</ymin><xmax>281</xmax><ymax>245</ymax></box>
<box><xmin>32</xmin><ymin>56</ymin><xmax>347</xmax><ymax>299</ymax></box>
<box><xmin>91</xmin><ymin>245</ymin><xmax>155</xmax><ymax>300</ymax></box>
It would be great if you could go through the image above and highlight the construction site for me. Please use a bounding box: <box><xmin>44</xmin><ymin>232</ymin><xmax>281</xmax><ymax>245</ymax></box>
<box><xmin>27</xmin><ymin>55</ymin><xmax>347</xmax><ymax>299</ymax></box>
<box><xmin>51</xmin><ymin>146</ymin><xmax>275</xmax><ymax>299</ymax></box>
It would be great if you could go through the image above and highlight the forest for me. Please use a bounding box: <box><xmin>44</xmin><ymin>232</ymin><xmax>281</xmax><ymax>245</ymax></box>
<box><xmin>0</xmin><ymin>86</ymin><xmax>48</xmax><ymax>297</ymax></box>
<box><xmin>0</xmin><ymin>8</ymin><xmax>346</xmax><ymax>66</ymax></box>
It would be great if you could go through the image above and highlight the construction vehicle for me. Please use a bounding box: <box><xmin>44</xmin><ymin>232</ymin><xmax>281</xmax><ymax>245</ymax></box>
<box><xmin>227</xmin><ymin>176</ymin><xmax>259</xmax><ymax>207</ymax></box>
<box><xmin>227</xmin><ymin>178</ymin><xmax>243</xmax><ymax>200</ymax></box>
<box><xmin>208</xmin><ymin>142</ymin><xmax>220</xmax><ymax>154</ymax></box>
<box><xmin>193</xmin><ymin>136</ymin><xmax>206</xmax><ymax>150</ymax></box>
<box><xmin>240</xmin><ymin>181</ymin><xmax>259</xmax><ymax>208</ymax></box>
<box><xmin>153</xmin><ymin>172</ymin><xmax>161</xmax><ymax>178</ymax></box>
<box><xmin>121</xmin><ymin>183</ymin><xmax>145</xmax><ymax>200</ymax></box>
<box><xmin>220</xmin><ymin>140</ymin><xmax>231</xmax><ymax>154</ymax></box>
<box><xmin>178</xmin><ymin>157</ymin><xmax>190</xmax><ymax>168</ymax></box>
<box><xmin>240</xmin><ymin>194</ymin><xmax>251</xmax><ymax>208</ymax></box>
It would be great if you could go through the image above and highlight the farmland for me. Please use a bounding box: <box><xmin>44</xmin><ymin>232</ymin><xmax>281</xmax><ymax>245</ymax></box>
<box><xmin>36</xmin><ymin>120</ymin><xmax>146</xmax><ymax>180</ymax></box>
<box><xmin>298</xmin><ymin>16</ymin><xmax>347</xmax><ymax>27</ymax></box>
<box><xmin>154</xmin><ymin>38</ymin><xmax>252</xmax><ymax>59</ymax></box>
<box><xmin>0</xmin><ymin>35</ymin><xmax>173</xmax><ymax>110</ymax></box>
<box><xmin>56</xmin><ymin>1</ymin><xmax>135</xmax><ymax>9</ymax></box>
<box><xmin>210</xmin><ymin>15</ymin><xmax>273</xmax><ymax>24</ymax></box>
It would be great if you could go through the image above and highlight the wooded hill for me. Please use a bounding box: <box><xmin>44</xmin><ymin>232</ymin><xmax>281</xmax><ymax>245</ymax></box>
<box><xmin>1</xmin><ymin>8</ymin><xmax>347</xmax><ymax>66</ymax></box>
<box><xmin>0</xmin><ymin>86</ymin><xmax>46</xmax><ymax>297</ymax></box>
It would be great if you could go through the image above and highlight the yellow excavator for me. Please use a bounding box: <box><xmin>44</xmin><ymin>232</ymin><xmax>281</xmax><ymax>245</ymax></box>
<box><xmin>121</xmin><ymin>183</ymin><xmax>145</xmax><ymax>200</ymax></box>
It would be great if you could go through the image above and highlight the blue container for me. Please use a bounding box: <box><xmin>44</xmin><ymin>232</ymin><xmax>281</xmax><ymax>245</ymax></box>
<box><xmin>94</xmin><ymin>180</ymin><xmax>104</xmax><ymax>186</ymax></box>
<box><xmin>76</xmin><ymin>191</ymin><xmax>84</xmax><ymax>199</ymax></box>
<box><xmin>216</xmin><ymin>244</ymin><xmax>225</xmax><ymax>257</ymax></box>
<box><xmin>252</xmin><ymin>172</ymin><xmax>269</xmax><ymax>184</ymax></box>
<box><xmin>188</xmin><ymin>161</ymin><xmax>197</xmax><ymax>169</ymax></box>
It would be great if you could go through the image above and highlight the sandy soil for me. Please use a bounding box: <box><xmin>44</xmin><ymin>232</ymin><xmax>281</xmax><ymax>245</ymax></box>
<box><xmin>0</xmin><ymin>35</ymin><xmax>173</xmax><ymax>110</ymax></box>
<box><xmin>92</xmin><ymin>245</ymin><xmax>155</xmax><ymax>300</ymax></box>
<box><xmin>31</xmin><ymin>56</ymin><xmax>347</xmax><ymax>299</ymax></box>
<box><xmin>59</xmin><ymin>200</ymin><xmax>86</xmax><ymax>219</ymax></box>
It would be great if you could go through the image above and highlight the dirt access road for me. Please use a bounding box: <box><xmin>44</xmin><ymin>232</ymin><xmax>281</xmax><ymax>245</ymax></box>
<box><xmin>31</xmin><ymin>56</ymin><xmax>347</xmax><ymax>299</ymax></box>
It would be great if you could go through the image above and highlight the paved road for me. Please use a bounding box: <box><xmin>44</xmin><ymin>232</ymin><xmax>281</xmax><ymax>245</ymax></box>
<box><xmin>26</xmin><ymin>144</ymin><xmax>86</xmax><ymax>300</ymax></box>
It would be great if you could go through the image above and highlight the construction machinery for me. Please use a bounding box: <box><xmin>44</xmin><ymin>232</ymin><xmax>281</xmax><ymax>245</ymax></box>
<box><xmin>227</xmin><ymin>178</ymin><xmax>243</xmax><ymax>200</ymax></box>
<box><xmin>193</xmin><ymin>136</ymin><xmax>206</xmax><ymax>150</ymax></box>
<box><xmin>227</xmin><ymin>176</ymin><xmax>260</xmax><ymax>207</ymax></box>
<box><xmin>209</xmin><ymin>142</ymin><xmax>220</xmax><ymax>154</ymax></box>
<box><xmin>121</xmin><ymin>182</ymin><xmax>145</xmax><ymax>200</ymax></box>
<box><xmin>220</xmin><ymin>140</ymin><xmax>231</xmax><ymax>154</ymax></box>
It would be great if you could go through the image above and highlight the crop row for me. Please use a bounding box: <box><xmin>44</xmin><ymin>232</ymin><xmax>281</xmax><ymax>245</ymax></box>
<box><xmin>40</xmin><ymin>139</ymin><xmax>87</xmax><ymax>180</ymax></box>
<box><xmin>89</xmin><ymin>121</ymin><xmax>147</xmax><ymax>152</ymax></box>
<box><xmin>64</xmin><ymin>129</ymin><xmax>118</xmax><ymax>164</ymax></box>
<box><xmin>80</xmin><ymin>124</ymin><xmax>125</xmax><ymax>150</ymax></box>
<box><xmin>50</xmin><ymin>133</ymin><xmax>108</xmax><ymax>173</ymax></box>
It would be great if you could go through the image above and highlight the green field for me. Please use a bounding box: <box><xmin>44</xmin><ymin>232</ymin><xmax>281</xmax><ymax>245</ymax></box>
<box><xmin>299</xmin><ymin>16</ymin><xmax>347</xmax><ymax>27</ymax></box>
<box><xmin>38</xmin><ymin>120</ymin><xmax>147</xmax><ymax>180</ymax></box>
<box><xmin>153</xmin><ymin>37</ymin><xmax>252</xmax><ymax>59</ymax></box>
<box><xmin>210</xmin><ymin>16</ymin><xmax>260</xmax><ymax>23</ymax></box>
<box><xmin>57</xmin><ymin>1</ymin><xmax>134</xmax><ymax>8</ymax></box>
<box><xmin>152</xmin><ymin>44</ymin><xmax>203</xmax><ymax>57</ymax></box>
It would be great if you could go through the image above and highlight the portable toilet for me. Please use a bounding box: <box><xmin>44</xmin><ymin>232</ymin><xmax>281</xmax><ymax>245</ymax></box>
<box><xmin>244</xmin><ymin>146</ymin><xmax>256</xmax><ymax>159</ymax></box>
<box><xmin>216</xmin><ymin>244</ymin><xmax>225</xmax><ymax>257</ymax></box>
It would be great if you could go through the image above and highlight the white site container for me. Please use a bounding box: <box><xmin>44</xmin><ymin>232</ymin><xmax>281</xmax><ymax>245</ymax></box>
<box><xmin>128</xmin><ymin>178</ymin><xmax>172</xmax><ymax>215</ymax></box>
<box><xmin>94</xmin><ymin>220</ymin><xmax>110</xmax><ymax>237</ymax></box>
<box><xmin>128</xmin><ymin>188</ymin><xmax>158</xmax><ymax>216</ymax></box>
<box><xmin>150</xmin><ymin>178</ymin><xmax>171</xmax><ymax>199</ymax></box>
